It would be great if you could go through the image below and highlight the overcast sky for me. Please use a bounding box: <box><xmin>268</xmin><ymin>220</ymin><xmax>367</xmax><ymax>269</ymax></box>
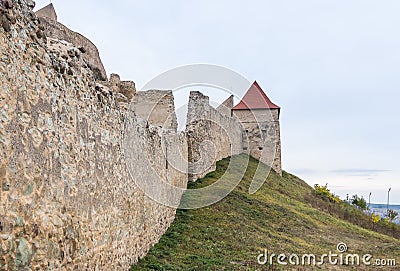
<box><xmin>35</xmin><ymin>0</ymin><xmax>400</xmax><ymax>204</ymax></box>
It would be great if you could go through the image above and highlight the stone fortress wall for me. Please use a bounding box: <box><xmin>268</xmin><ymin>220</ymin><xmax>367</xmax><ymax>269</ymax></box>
<box><xmin>0</xmin><ymin>1</ymin><xmax>282</xmax><ymax>270</ymax></box>
<box><xmin>0</xmin><ymin>1</ymin><xmax>187</xmax><ymax>270</ymax></box>
<box><xmin>186</xmin><ymin>92</ymin><xmax>245</xmax><ymax>180</ymax></box>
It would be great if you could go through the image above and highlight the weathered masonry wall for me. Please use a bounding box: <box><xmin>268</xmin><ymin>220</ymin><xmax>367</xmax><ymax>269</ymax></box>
<box><xmin>97</xmin><ymin>73</ymin><xmax>136</xmax><ymax>108</ymax></box>
<box><xmin>233</xmin><ymin>109</ymin><xmax>282</xmax><ymax>175</ymax></box>
<box><xmin>216</xmin><ymin>95</ymin><xmax>234</xmax><ymax>117</ymax></box>
<box><xmin>186</xmin><ymin>91</ymin><xmax>245</xmax><ymax>180</ymax></box>
<box><xmin>132</xmin><ymin>90</ymin><xmax>178</xmax><ymax>131</ymax></box>
<box><xmin>38</xmin><ymin>16</ymin><xmax>107</xmax><ymax>81</ymax></box>
<box><xmin>0</xmin><ymin>1</ymin><xmax>187</xmax><ymax>270</ymax></box>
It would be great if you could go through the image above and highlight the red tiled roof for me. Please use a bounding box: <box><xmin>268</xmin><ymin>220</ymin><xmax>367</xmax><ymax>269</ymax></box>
<box><xmin>232</xmin><ymin>81</ymin><xmax>280</xmax><ymax>110</ymax></box>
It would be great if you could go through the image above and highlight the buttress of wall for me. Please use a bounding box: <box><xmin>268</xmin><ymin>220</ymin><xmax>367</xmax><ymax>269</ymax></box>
<box><xmin>0</xmin><ymin>1</ymin><xmax>187</xmax><ymax>270</ymax></box>
<box><xmin>132</xmin><ymin>90</ymin><xmax>178</xmax><ymax>131</ymax></box>
<box><xmin>233</xmin><ymin>109</ymin><xmax>282</xmax><ymax>175</ymax></box>
<box><xmin>186</xmin><ymin>91</ymin><xmax>244</xmax><ymax>181</ymax></box>
<box><xmin>38</xmin><ymin>16</ymin><xmax>107</xmax><ymax>81</ymax></box>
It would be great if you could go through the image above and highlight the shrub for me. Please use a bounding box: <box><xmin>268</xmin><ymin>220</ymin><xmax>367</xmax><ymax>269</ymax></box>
<box><xmin>314</xmin><ymin>184</ymin><xmax>341</xmax><ymax>203</ymax></box>
<box><xmin>351</xmin><ymin>195</ymin><xmax>367</xmax><ymax>211</ymax></box>
<box><xmin>387</xmin><ymin>209</ymin><xmax>399</xmax><ymax>221</ymax></box>
<box><xmin>371</xmin><ymin>213</ymin><xmax>380</xmax><ymax>224</ymax></box>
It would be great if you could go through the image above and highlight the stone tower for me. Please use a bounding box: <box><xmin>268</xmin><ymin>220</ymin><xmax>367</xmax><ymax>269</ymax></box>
<box><xmin>35</xmin><ymin>3</ymin><xmax>57</xmax><ymax>21</ymax></box>
<box><xmin>232</xmin><ymin>81</ymin><xmax>282</xmax><ymax>175</ymax></box>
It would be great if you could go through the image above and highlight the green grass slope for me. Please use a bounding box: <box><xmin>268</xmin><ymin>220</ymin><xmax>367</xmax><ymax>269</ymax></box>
<box><xmin>131</xmin><ymin>155</ymin><xmax>400</xmax><ymax>270</ymax></box>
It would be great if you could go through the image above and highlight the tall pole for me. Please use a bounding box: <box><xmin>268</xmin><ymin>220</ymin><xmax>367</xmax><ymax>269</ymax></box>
<box><xmin>368</xmin><ymin>192</ymin><xmax>371</xmax><ymax>210</ymax></box>
<box><xmin>387</xmin><ymin>188</ymin><xmax>391</xmax><ymax>217</ymax></box>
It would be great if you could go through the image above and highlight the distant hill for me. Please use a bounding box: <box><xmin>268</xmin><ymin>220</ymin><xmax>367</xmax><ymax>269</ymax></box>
<box><xmin>132</xmin><ymin>155</ymin><xmax>400</xmax><ymax>270</ymax></box>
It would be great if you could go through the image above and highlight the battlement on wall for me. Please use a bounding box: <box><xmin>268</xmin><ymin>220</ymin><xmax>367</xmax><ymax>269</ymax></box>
<box><xmin>186</xmin><ymin>91</ymin><xmax>246</xmax><ymax>180</ymax></box>
<box><xmin>35</xmin><ymin>4</ymin><xmax>107</xmax><ymax>80</ymax></box>
<box><xmin>35</xmin><ymin>3</ymin><xmax>57</xmax><ymax>21</ymax></box>
<box><xmin>216</xmin><ymin>95</ymin><xmax>234</xmax><ymax>117</ymax></box>
<box><xmin>132</xmin><ymin>89</ymin><xmax>179</xmax><ymax>131</ymax></box>
<box><xmin>97</xmin><ymin>73</ymin><xmax>136</xmax><ymax>109</ymax></box>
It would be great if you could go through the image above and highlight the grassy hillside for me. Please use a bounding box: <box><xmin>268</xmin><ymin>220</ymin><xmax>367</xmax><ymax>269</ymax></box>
<box><xmin>131</xmin><ymin>155</ymin><xmax>400</xmax><ymax>270</ymax></box>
